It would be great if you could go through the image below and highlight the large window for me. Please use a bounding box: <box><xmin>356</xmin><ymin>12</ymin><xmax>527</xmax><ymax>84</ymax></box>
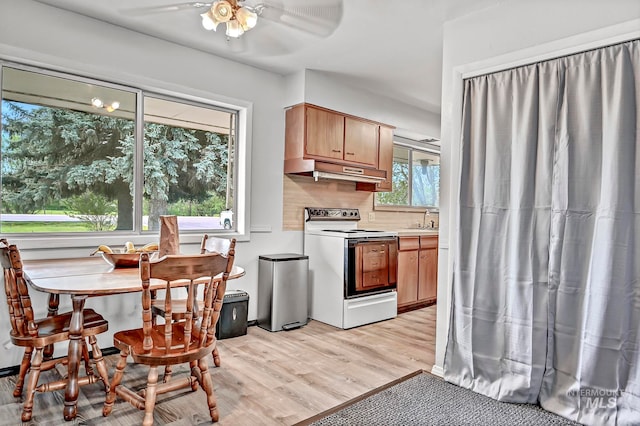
<box><xmin>0</xmin><ymin>65</ymin><xmax>238</xmax><ymax>236</ymax></box>
<box><xmin>376</xmin><ymin>144</ymin><xmax>440</xmax><ymax>209</ymax></box>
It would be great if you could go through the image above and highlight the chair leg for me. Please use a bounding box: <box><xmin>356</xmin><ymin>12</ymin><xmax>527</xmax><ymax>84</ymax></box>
<box><xmin>198</xmin><ymin>356</ymin><xmax>219</xmax><ymax>422</ymax></box>
<box><xmin>21</xmin><ymin>347</ymin><xmax>44</xmax><ymax>422</ymax></box>
<box><xmin>189</xmin><ymin>361</ymin><xmax>199</xmax><ymax>391</ymax></box>
<box><xmin>88</xmin><ymin>335</ymin><xmax>110</xmax><ymax>392</ymax></box>
<box><xmin>13</xmin><ymin>347</ymin><xmax>33</xmax><ymax>397</ymax></box>
<box><xmin>212</xmin><ymin>346</ymin><xmax>221</xmax><ymax>368</ymax></box>
<box><xmin>162</xmin><ymin>365</ymin><xmax>173</xmax><ymax>383</ymax></box>
<box><xmin>142</xmin><ymin>366</ymin><xmax>159</xmax><ymax>426</ymax></box>
<box><xmin>103</xmin><ymin>349</ymin><xmax>129</xmax><ymax>417</ymax></box>
<box><xmin>81</xmin><ymin>338</ymin><xmax>94</xmax><ymax>377</ymax></box>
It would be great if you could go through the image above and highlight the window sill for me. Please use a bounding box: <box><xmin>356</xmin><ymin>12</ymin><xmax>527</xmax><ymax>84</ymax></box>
<box><xmin>5</xmin><ymin>230</ymin><xmax>247</xmax><ymax>254</ymax></box>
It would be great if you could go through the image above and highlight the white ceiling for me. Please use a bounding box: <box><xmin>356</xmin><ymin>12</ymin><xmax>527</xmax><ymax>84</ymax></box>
<box><xmin>34</xmin><ymin>0</ymin><xmax>503</xmax><ymax>116</ymax></box>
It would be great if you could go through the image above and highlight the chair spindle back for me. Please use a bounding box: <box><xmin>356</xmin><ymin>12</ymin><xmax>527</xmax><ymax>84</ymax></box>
<box><xmin>1</xmin><ymin>240</ymin><xmax>35</xmax><ymax>337</ymax></box>
<box><xmin>139</xmin><ymin>240</ymin><xmax>235</xmax><ymax>353</ymax></box>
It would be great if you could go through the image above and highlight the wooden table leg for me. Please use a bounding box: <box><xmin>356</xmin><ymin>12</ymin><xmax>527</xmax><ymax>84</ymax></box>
<box><xmin>64</xmin><ymin>295</ymin><xmax>86</xmax><ymax>421</ymax></box>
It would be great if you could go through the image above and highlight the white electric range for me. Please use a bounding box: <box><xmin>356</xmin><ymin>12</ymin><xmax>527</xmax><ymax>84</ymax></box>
<box><xmin>303</xmin><ymin>207</ymin><xmax>398</xmax><ymax>329</ymax></box>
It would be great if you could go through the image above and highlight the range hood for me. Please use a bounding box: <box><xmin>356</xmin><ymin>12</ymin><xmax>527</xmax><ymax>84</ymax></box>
<box><xmin>312</xmin><ymin>170</ymin><xmax>384</xmax><ymax>183</ymax></box>
<box><xmin>285</xmin><ymin>159</ymin><xmax>386</xmax><ymax>184</ymax></box>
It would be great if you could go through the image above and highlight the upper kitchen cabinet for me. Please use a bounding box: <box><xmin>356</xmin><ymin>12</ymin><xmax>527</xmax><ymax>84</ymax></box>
<box><xmin>356</xmin><ymin>124</ymin><xmax>394</xmax><ymax>192</ymax></box>
<box><xmin>284</xmin><ymin>103</ymin><xmax>392</xmax><ymax>187</ymax></box>
<box><xmin>304</xmin><ymin>106</ymin><xmax>344</xmax><ymax>161</ymax></box>
<box><xmin>343</xmin><ymin>116</ymin><xmax>378</xmax><ymax>167</ymax></box>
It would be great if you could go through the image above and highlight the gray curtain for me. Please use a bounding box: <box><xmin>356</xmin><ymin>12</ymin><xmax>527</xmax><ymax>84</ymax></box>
<box><xmin>444</xmin><ymin>39</ymin><xmax>640</xmax><ymax>425</ymax></box>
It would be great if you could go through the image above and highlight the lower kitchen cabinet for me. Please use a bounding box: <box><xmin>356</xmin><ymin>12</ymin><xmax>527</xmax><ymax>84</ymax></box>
<box><xmin>397</xmin><ymin>235</ymin><xmax>438</xmax><ymax>312</ymax></box>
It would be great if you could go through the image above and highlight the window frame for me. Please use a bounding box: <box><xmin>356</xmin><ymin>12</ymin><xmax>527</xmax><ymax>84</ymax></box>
<box><xmin>139</xmin><ymin>92</ymin><xmax>241</xmax><ymax>234</ymax></box>
<box><xmin>374</xmin><ymin>139</ymin><xmax>440</xmax><ymax>213</ymax></box>
<box><xmin>0</xmin><ymin>60</ymin><xmax>251</xmax><ymax>250</ymax></box>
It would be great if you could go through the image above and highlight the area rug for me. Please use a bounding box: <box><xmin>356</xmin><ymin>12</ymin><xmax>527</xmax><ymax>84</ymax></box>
<box><xmin>297</xmin><ymin>371</ymin><xmax>581</xmax><ymax>426</ymax></box>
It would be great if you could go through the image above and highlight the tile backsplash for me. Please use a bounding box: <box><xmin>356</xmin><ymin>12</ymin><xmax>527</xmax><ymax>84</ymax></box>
<box><xmin>282</xmin><ymin>175</ymin><xmax>439</xmax><ymax>231</ymax></box>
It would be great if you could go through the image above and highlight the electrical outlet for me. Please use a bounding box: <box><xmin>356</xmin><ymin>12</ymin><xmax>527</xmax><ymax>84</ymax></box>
<box><xmin>368</xmin><ymin>212</ymin><xmax>375</xmax><ymax>221</ymax></box>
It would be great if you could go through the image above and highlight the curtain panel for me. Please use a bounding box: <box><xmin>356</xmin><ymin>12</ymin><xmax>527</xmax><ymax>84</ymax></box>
<box><xmin>444</xmin><ymin>39</ymin><xmax>640</xmax><ymax>425</ymax></box>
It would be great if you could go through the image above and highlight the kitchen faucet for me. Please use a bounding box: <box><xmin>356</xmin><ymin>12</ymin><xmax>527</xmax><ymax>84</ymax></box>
<box><xmin>423</xmin><ymin>209</ymin><xmax>431</xmax><ymax>229</ymax></box>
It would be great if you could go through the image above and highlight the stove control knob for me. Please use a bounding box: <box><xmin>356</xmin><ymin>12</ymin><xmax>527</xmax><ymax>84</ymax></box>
<box><xmin>342</xmin><ymin>211</ymin><xmax>347</xmax><ymax>216</ymax></box>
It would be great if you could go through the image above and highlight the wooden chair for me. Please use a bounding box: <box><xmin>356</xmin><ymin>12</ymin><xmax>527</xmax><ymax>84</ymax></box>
<box><xmin>150</xmin><ymin>234</ymin><xmax>232</xmax><ymax>372</ymax></box>
<box><xmin>103</xmin><ymin>240</ymin><xmax>236</xmax><ymax>425</ymax></box>
<box><xmin>0</xmin><ymin>239</ymin><xmax>110</xmax><ymax>422</ymax></box>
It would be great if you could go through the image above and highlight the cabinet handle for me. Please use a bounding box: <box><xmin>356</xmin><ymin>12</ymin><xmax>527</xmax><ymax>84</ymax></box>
<box><xmin>346</xmin><ymin>152</ymin><xmax>355</xmax><ymax>155</ymax></box>
<box><xmin>332</xmin><ymin>149</ymin><xmax>342</xmax><ymax>153</ymax></box>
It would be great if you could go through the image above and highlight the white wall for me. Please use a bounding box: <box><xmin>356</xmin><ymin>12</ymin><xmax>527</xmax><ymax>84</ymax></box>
<box><xmin>303</xmin><ymin>69</ymin><xmax>441</xmax><ymax>139</ymax></box>
<box><xmin>0</xmin><ymin>0</ymin><xmax>439</xmax><ymax>368</ymax></box>
<box><xmin>284</xmin><ymin>70</ymin><xmax>306</xmax><ymax>108</ymax></box>
<box><xmin>434</xmin><ymin>0</ymin><xmax>640</xmax><ymax>377</ymax></box>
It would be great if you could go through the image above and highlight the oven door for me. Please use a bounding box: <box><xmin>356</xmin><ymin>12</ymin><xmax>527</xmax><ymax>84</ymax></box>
<box><xmin>345</xmin><ymin>237</ymin><xmax>398</xmax><ymax>298</ymax></box>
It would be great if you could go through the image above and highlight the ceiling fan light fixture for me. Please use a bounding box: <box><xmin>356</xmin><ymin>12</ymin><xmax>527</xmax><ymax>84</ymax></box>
<box><xmin>200</xmin><ymin>11</ymin><xmax>218</xmax><ymax>31</ymax></box>
<box><xmin>199</xmin><ymin>0</ymin><xmax>258</xmax><ymax>38</ymax></box>
<box><xmin>211</xmin><ymin>0</ymin><xmax>233</xmax><ymax>23</ymax></box>
<box><xmin>235</xmin><ymin>6</ymin><xmax>257</xmax><ymax>30</ymax></box>
<box><xmin>225</xmin><ymin>19</ymin><xmax>245</xmax><ymax>38</ymax></box>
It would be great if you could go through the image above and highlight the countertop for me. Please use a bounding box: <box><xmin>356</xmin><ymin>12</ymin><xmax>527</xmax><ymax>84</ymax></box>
<box><xmin>394</xmin><ymin>229</ymin><xmax>439</xmax><ymax>236</ymax></box>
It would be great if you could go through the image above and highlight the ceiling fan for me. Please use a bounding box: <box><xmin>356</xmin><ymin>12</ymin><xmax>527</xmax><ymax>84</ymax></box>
<box><xmin>124</xmin><ymin>0</ymin><xmax>344</xmax><ymax>40</ymax></box>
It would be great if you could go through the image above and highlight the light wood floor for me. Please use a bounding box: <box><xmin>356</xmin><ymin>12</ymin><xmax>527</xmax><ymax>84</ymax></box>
<box><xmin>0</xmin><ymin>305</ymin><xmax>436</xmax><ymax>425</ymax></box>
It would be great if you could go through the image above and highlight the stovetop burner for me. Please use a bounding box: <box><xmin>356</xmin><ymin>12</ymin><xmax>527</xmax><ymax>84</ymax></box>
<box><xmin>304</xmin><ymin>208</ymin><xmax>398</xmax><ymax>239</ymax></box>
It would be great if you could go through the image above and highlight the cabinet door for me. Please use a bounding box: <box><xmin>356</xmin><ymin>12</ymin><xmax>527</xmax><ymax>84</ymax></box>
<box><xmin>376</xmin><ymin>125</ymin><xmax>394</xmax><ymax>191</ymax></box>
<box><xmin>418</xmin><ymin>239</ymin><xmax>438</xmax><ymax>301</ymax></box>
<box><xmin>344</xmin><ymin>116</ymin><xmax>378</xmax><ymax>167</ymax></box>
<box><xmin>397</xmin><ymin>250</ymin><xmax>419</xmax><ymax>306</ymax></box>
<box><xmin>305</xmin><ymin>107</ymin><xmax>344</xmax><ymax>160</ymax></box>
<box><xmin>355</xmin><ymin>124</ymin><xmax>394</xmax><ymax>192</ymax></box>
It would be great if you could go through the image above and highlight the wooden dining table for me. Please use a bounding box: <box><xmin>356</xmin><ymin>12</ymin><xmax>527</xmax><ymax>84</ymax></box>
<box><xmin>22</xmin><ymin>256</ymin><xmax>245</xmax><ymax>421</ymax></box>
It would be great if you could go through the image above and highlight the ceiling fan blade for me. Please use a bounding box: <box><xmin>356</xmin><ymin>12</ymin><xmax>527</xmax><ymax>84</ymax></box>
<box><xmin>121</xmin><ymin>2</ymin><xmax>211</xmax><ymax>16</ymax></box>
<box><xmin>255</xmin><ymin>0</ymin><xmax>343</xmax><ymax>38</ymax></box>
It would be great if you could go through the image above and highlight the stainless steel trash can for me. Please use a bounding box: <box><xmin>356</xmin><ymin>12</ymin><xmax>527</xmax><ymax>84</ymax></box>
<box><xmin>257</xmin><ymin>253</ymin><xmax>309</xmax><ymax>332</ymax></box>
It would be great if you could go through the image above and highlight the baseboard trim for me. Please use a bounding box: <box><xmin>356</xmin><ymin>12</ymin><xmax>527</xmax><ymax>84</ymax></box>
<box><xmin>0</xmin><ymin>365</ymin><xmax>20</xmax><ymax>378</ymax></box>
<box><xmin>430</xmin><ymin>364</ymin><xmax>444</xmax><ymax>377</ymax></box>
<box><xmin>398</xmin><ymin>300</ymin><xmax>436</xmax><ymax>314</ymax></box>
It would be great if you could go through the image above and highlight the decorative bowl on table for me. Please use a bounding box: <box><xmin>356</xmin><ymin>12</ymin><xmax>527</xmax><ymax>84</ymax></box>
<box><xmin>92</xmin><ymin>242</ymin><xmax>160</xmax><ymax>268</ymax></box>
<box><xmin>100</xmin><ymin>252</ymin><xmax>146</xmax><ymax>268</ymax></box>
